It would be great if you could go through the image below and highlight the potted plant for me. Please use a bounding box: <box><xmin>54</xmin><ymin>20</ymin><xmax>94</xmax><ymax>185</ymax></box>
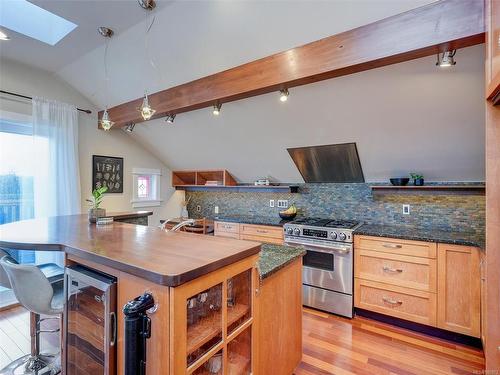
<box><xmin>410</xmin><ymin>173</ymin><xmax>424</xmax><ymax>186</ymax></box>
<box><xmin>86</xmin><ymin>186</ymin><xmax>108</xmax><ymax>223</ymax></box>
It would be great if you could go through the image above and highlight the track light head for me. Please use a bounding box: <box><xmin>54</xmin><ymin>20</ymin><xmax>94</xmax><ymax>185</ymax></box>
<box><xmin>213</xmin><ymin>103</ymin><xmax>222</xmax><ymax>116</ymax></box>
<box><xmin>165</xmin><ymin>114</ymin><xmax>176</xmax><ymax>123</ymax></box>
<box><xmin>436</xmin><ymin>50</ymin><xmax>456</xmax><ymax>67</ymax></box>
<box><xmin>124</xmin><ymin>123</ymin><xmax>136</xmax><ymax>133</ymax></box>
<box><xmin>279</xmin><ymin>89</ymin><xmax>289</xmax><ymax>102</ymax></box>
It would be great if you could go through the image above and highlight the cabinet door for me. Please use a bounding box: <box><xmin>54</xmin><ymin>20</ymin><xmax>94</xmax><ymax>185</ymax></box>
<box><xmin>486</xmin><ymin>0</ymin><xmax>500</xmax><ymax>100</ymax></box>
<box><xmin>437</xmin><ymin>244</ymin><xmax>481</xmax><ymax>337</ymax></box>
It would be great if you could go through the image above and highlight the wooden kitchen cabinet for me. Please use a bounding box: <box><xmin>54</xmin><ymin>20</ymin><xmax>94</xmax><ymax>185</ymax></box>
<box><xmin>355</xmin><ymin>235</ymin><xmax>481</xmax><ymax>338</ymax></box>
<box><xmin>486</xmin><ymin>0</ymin><xmax>500</xmax><ymax>102</ymax></box>
<box><xmin>437</xmin><ymin>244</ymin><xmax>481</xmax><ymax>338</ymax></box>
<box><xmin>169</xmin><ymin>255</ymin><xmax>258</xmax><ymax>374</ymax></box>
<box><xmin>214</xmin><ymin>221</ymin><xmax>284</xmax><ymax>245</ymax></box>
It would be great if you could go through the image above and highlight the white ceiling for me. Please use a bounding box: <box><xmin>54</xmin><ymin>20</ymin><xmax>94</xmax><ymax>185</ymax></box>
<box><xmin>0</xmin><ymin>0</ymin><xmax>172</xmax><ymax>71</ymax></box>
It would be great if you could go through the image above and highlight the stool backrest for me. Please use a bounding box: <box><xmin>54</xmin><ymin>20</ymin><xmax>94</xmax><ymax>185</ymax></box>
<box><xmin>0</xmin><ymin>256</ymin><xmax>56</xmax><ymax>315</ymax></box>
<box><xmin>0</xmin><ymin>249</ymin><xmax>14</xmax><ymax>289</ymax></box>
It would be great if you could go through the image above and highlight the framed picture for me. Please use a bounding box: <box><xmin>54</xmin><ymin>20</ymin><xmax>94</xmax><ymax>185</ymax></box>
<box><xmin>92</xmin><ymin>155</ymin><xmax>123</xmax><ymax>193</ymax></box>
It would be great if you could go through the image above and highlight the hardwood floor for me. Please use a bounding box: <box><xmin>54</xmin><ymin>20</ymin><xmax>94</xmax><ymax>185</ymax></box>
<box><xmin>297</xmin><ymin>308</ymin><xmax>485</xmax><ymax>375</ymax></box>
<box><xmin>0</xmin><ymin>305</ymin><xmax>59</xmax><ymax>370</ymax></box>
<box><xmin>0</xmin><ymin>306</ymin><xmax>485</xmax><ymax>374</ymax></box>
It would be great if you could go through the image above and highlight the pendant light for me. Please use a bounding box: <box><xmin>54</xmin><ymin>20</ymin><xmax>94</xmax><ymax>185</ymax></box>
<box><xmin>98</xmin><ymin>27</ymin><xmax>114</xmax><ymax>131</ymax></box>
<box><xmin>140</xmin><ymin>92</ymin><xmax>156</xmax><ymax>120</ymax></box>
<box><xmin>138</xmin><ymin>1</ymin><xmax>157</xmax><ymax>121</ymax></box>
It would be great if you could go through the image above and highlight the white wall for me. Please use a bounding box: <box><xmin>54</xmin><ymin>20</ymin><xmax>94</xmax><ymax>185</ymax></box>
<box><xmin>131</xmin><ymin>44</ymin><xmax>485</xmax><ymax>183</ymax></box>
<box><xmin>0</xmin><ymin>58</ymin><xmax>182</xmax><ymax>225</ymax></box>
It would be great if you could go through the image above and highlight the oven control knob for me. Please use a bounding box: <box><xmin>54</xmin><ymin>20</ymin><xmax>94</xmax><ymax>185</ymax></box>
<box><xmin>330</xmin><ymin>231</ymin><xmax>337</xmax><ymax>239</ymax></box>
<box><xmin>339</xmin><ymin>232</ymin><xmax>347</xmax><ymax>241</ymax></box>
<box><xmin>293</xmin><ymin>228</ymin><xmax>300</xmax><ymax>236</ymax></box>
<box><xmin>286</xmin><ymin>227</ymin><xmax>294</xmax><ymax>235</ymax></box>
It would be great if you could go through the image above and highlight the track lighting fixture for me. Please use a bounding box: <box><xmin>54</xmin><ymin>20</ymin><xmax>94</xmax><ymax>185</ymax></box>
<box><xmin>213</xmin><ymin>103</ymin><xmax>222</xmax><ymax>116</ymax></box>
<box><xmin>436</xmin><ymin>50</ymin><xmax>456</xmax><ymax>67</ymax></box>
<box><xmin>124</xmin><ymin>123</ymin><xmax>136</xmax><ymax>133</ymax></box>
<box><xmin>279</xmin><ymin>89</ymin><xmax>289</xmax><ymax>102</ymax></box>
<box><xmin>165</xmin><ymin>114</ymin><xmax>176</xmax><ymax>123</ymax></box>
<box><xmin>139</xmin><ymin>93</ymin><xmax>156</xmax><ymax>120</ymax></box>
<box><xmin>100</xmin><ymin>109</ymin><xmax>114</xmax><ymax>131</ymax></box>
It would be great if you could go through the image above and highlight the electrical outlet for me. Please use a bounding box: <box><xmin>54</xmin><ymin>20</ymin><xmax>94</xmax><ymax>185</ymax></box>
<box><xmin>196</xmin><ymin>205</ymin><xmax>201</xmax><ymax>213</ymax></box>
<box><xmin>214</xmin><ymin>206</ymin><xmax>219</xmax><ymax>214</ymax></box>
<box><xmin>277</xmin><ymin>200</ymin><xmax>288</xmax><ymax>209</ymax></box>
<box><xmin>403</xmin><ymin>204</ymin><xmax>410</xmax><ymax>215</ymax></box>
<box><xmin>269</xmin><ymin>199</ymin><xmax>275</xmax><ymax>208</ymax></box>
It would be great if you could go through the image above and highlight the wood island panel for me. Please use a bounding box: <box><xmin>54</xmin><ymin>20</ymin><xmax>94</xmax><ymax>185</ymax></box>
<box><xmin>0</xmin><ymin>215</ymin><xmax>261</xmax><ymax>287</ymax></box>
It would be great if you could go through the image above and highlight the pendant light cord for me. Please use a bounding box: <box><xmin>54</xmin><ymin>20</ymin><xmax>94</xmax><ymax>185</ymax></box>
<box><xmin>144</xmin><ymin>14</ymin><xmax>164</xmax><ymax>90</ymax></box>
<box><xmin>104</xmin><ymin>38</ymin><xmax>110</xmax><ymax>110</ymax></box>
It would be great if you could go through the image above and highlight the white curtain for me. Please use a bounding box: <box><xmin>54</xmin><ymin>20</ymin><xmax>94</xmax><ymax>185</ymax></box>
<box><xmin>32</xmin><ymin>97</ymin><xmax>81</xmax><ymax>265</ymax></box>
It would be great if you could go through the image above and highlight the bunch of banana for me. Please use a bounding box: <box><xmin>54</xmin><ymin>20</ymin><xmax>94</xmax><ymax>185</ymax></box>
<box><xmin>280</xmin><ymin>204</ymin><xmax>297</xmax><ymax>216</ymax></box>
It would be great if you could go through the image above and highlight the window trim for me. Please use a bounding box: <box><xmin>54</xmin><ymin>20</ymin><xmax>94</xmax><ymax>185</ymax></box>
<box><xmin>131</xmin><ymin>167</ymin><xmax>163</xmax><ymax>208</ymax></box>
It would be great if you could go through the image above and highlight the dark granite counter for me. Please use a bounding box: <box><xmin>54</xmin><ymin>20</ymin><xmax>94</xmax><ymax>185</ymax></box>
<box><xmin>355</xmin><ymin>224</ymin><xmax>484</xmax><ymax>249</ymax></box>
<box><xmin>258</xmin><ymin>244</ymin><xmax>305</xmax><ymax>280</ymax></box>
<box><xmin>211</xmin><ymin>215</ymin><xmax>290</xmax><ymax>227</ymax></box>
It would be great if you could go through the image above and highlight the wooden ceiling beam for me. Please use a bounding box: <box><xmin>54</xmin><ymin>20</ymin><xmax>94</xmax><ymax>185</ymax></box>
<box><xmin>100</xmin><ymin>0</ymin><xmax>485</xmax><ymax>128</ymax></box>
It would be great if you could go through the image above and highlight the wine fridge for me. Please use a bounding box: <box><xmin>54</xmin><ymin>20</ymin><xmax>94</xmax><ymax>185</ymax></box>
<box><xmin>65</xmin><ymin>265</ymin><xmax>117</xmax><ymax>375</ymax></box>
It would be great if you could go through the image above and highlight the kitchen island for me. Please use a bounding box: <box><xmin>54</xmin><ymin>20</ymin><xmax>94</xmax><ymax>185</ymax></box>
<box><xmin>0</xmin><ymin>215</ymin><xmax>304</xmax><ymax>375</ymax></box>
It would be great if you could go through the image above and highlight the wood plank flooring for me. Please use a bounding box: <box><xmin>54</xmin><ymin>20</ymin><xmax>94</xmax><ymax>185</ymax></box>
<box><xmin>0</xmin><ymin>306</ymin><xmax>485</xmax><ymax>374</ymax></box>
<box><xmin>297</xmin><ymin>308</ymin><xmax>485</xmax><ymax>375</ymax></box>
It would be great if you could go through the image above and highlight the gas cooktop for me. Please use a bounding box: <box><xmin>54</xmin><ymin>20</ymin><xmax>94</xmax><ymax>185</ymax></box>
<box><xmin>288</xmin><ymin>217</ymin><xmax>360</xmax><ymax>229</ymax></box>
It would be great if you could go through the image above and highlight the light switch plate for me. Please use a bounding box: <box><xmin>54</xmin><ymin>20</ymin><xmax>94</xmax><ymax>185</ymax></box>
<box><xmin>277</xmin><ymin>200</ymin><xmax>288</xmax><ymax>209</ymax></box>
<box><xmin>214</xmin><ymin>206</ymin><xmax>219</xmax><ymax>214</ymax></box>
<box><xmin>269</xmin><ymin>199</ymin><xmax>275</xmax><ymax>208</ymax></box>
<box><xmin>196</xmin><ymin>205</ymin><xmax>201</xmax><ymax>213</ymax></box>
<box><xmin>403</xmin><ymin>204</ymin><xmax>410</xmax><ymax>215</ymax></box>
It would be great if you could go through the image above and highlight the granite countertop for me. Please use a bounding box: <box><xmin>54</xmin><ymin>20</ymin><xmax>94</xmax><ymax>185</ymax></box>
<box><xmin>257</xmin><ymin>243</ymin><xmax>305</xmax><ymax>280</ymax></box>
<box><xmin>355</xmin><ymin>224</ymin><xmax>485</xmax><ymax>249</ymax></box>
<box><xmin>211</xmin><ymin>215</ymin><xmax>290</xmax><ymax>227</ymax></box>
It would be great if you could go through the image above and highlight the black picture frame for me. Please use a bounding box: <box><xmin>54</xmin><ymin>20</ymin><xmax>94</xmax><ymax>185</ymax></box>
<box><xmin>92</xmin><ymin>155</ymin><xmax>124</xmax><ymax>193</ymax></box>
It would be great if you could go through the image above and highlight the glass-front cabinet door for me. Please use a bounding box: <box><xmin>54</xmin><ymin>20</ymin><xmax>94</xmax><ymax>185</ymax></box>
<box><xmin>169</xmin><ymin>255</ymin><xmax>258</xmax><ymax>375</ymax></box>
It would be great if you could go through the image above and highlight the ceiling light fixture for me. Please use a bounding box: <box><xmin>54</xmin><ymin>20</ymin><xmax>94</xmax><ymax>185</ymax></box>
<box><xmin>138</xmin><ymin>0</ymin><xmax>156</xmax><ymax>10</ymax></box>
<box><xmin>165</xmin><ymin>114</ymin><xmax>176</xmax><ymax>123</ymax></box>
<box><xmin>139</xmin><ymin>93</ymin><xmax>156</xmax><ymax>120</ymax></box>
<box><xmin>100</xmin><ymin>109</ymin><xmax>114</xmax><ymax>131</ymax></box>
<box><xmin>0</xmin><ymin>29</ymin><xmax>9</xmax><ymax>41</ymax></box>
<box><xmin>436</xmin><ymin>50</ymin><xmax>456</xmax><ymax>67</ymax></box>
<box><xmin>213</xmin><ymin>103</ymin><xmax>222</xmax><ymax>116</ymax></box>
<box><xmin>99</xmin><ymin>27</ymin><xmax>114</xmax><ymax>131</ymax></box>
<box><xmin>279</xmin><ymin>88</ymin><xmax>289</xmax><ymax>102</ymax></box>
<box><xmin>124</xmin><ymin>123</ymin><xmax>136</xmax><ymax>133</ymax></box>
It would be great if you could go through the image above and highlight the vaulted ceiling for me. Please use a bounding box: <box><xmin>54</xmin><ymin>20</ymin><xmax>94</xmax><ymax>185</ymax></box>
<box><xmin>2</xmin><ymin>0</ymin><xmax>485</xmax><ymax>183</ymax></box>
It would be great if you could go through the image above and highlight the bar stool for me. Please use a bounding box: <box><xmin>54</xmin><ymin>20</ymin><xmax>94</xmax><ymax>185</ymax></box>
<box><xmin>0</xmin><ymin>250</ymin><xmax>64</xmax><ymax>375</ymax></box>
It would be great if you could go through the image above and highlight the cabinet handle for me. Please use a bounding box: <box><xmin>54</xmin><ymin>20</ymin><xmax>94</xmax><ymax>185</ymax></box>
<box><xmin>382</xmin><ymin>297</ymin><xmax>403</xmax><ymax>306</ymax></box>
<box><xmin>382</xmin><ymin>243</ymin><xmax>402</xmax><ymax>249</ymax></box>
<box><xmin>383</xmin><ymin>266</ymin><xmax>403</xmax><ymax>273</ymax></box>
<box><xmin>256</xmin><ymin>229</ymin><xmax>268</xmax><ymax>234</ymax></box>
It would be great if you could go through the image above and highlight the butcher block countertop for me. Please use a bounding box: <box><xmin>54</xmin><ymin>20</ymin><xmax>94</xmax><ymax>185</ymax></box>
<box><xmin>0</xmin><ymin>214</ymin><xmax>261</xmax><ymax>286</ymax></box>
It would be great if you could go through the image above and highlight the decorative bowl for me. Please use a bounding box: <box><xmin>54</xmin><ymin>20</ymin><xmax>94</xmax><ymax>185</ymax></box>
<box><xmin>279</xmin><ymin>211</ymin><xmax>297</xmax><ymax>220</ymax></box>
<box><xmin>390</xmin><ymin>178</ymin><xmax>410</xmax><ymax>186</ymax></box>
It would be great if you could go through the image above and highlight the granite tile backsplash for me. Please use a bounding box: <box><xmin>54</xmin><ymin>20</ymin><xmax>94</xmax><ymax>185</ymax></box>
<box><xmin>187</xmin><ymin>183</ymin><xmax>485</xmax><ymax>237</ymax></box>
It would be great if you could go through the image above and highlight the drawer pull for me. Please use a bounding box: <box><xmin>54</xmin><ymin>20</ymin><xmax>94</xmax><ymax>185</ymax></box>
<box><xmin>382</xmin><ymin>243</ymin><xmax>403</xmax><ymax>249</ymax></box>
<box><xmin>382</xmin><ymin>297</ymin><xmax>403</xmax><ymax>306</ymax></box>
<box><xmin>256</xmin><ymin>229</ymin><xmax>268</xmax><ymax>234</ymax></box>
<box><xmin>383</xmin><ymin>266</ymin><xmax>403</xmax><ymax>273</ymax></box>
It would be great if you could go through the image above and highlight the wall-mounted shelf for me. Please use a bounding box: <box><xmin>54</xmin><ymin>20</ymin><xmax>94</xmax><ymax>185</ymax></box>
<box><xmin>172</xmin><ymin>170</ymin><xmax>237</xmax><ymax>187</ymax></box>
<box><xmin>371</xmin><ymin>185</ymin><xmax>485</xmax><ymax>196</ymax></box>
<box><xmin>174</xmin><ymin>184</ymin><xmax>299</xmax><ymax>193</ymax></box>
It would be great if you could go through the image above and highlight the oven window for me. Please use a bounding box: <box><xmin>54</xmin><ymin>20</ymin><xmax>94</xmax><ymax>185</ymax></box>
<box><xmin>303</xmin><ymin>250</ymin><xmax>334</xmax><ymax>271</ymax></box>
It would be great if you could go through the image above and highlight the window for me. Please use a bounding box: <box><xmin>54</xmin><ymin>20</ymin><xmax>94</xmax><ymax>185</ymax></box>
<box><xmin>131</xmin><ymin>168</ymin><xmax>162</xmax><ymax>208</ymax></box>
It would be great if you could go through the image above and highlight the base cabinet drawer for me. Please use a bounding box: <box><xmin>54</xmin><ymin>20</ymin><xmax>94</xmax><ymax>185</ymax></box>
<box><xmin>355</xmin><ymin>236</ymin><xmax>437</xmax><ymax>259</ymax></box>
<box><xmin>214</xmin><ymin>221</ymin><xmax>240</xmax><ymax>233</ymax></box>
<box><xmin>355</xmin><ymin>279</ymin><xmax>437</xmax><ymax>326</ymax></box>
<box><xmin>240</xmin><ymin>224</ymin><xmax>283</xmax><ymax>239</ymax></box>
<box><xmin>240</xmin><ymin>234</ymin><xmax>283</xmax><ymax>245</ymax></box>
<box><xmin>215</xmin><ymin>231</ymin><xmax>240</xmax><ymax>239</ymax></box>
<box><xmin>355</xmin><ymin>249</ymin><xmax>437</xmax><ymax>292</ymax></box>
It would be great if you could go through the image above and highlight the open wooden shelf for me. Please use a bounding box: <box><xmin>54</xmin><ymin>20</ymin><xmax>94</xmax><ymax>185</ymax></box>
<box><xmin>172</xmin><ymin>170</ymin><xmax>236</xmax><ymax>187</ymax></box>
<box><xmin>187</xmin><ymin>303</ymin><xmax>249</xmax><ymax>355</ymax></box>
<box><xmin>175</xmin><ymin>184</ymin><xmax>299</xmax><ymax>193</ymax></box>
<box><xmin>371</xmin><ymin>185</ymin><xmax>485</xmax><ymax>196</ymax></box>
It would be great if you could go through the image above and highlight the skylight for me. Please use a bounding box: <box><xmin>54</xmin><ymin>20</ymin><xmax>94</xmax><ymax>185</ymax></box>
<box><xmin>0</xmin><ymin>0</ymin><xmax>77</xmax><ymax>45</ymax></box>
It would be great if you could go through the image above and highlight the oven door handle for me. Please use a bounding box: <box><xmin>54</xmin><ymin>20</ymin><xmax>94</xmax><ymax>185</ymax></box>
<box><xmin>293</xmin><ymin>242</ymin><xmax>351</xmax><ymax>255</ymax></box>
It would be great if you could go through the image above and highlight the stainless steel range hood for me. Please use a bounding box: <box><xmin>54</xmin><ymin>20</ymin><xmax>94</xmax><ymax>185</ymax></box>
<box><xmin>287</xmin><ymin>143</ymin><xmax>364</xmax><ymax>183</ymax></box>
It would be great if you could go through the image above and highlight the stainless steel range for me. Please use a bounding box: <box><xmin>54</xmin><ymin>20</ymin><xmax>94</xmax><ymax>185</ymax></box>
<box><xmin>284</xmin><ymin>217</ymin><xmax>362</xmax><ymax>318</ymax></box>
